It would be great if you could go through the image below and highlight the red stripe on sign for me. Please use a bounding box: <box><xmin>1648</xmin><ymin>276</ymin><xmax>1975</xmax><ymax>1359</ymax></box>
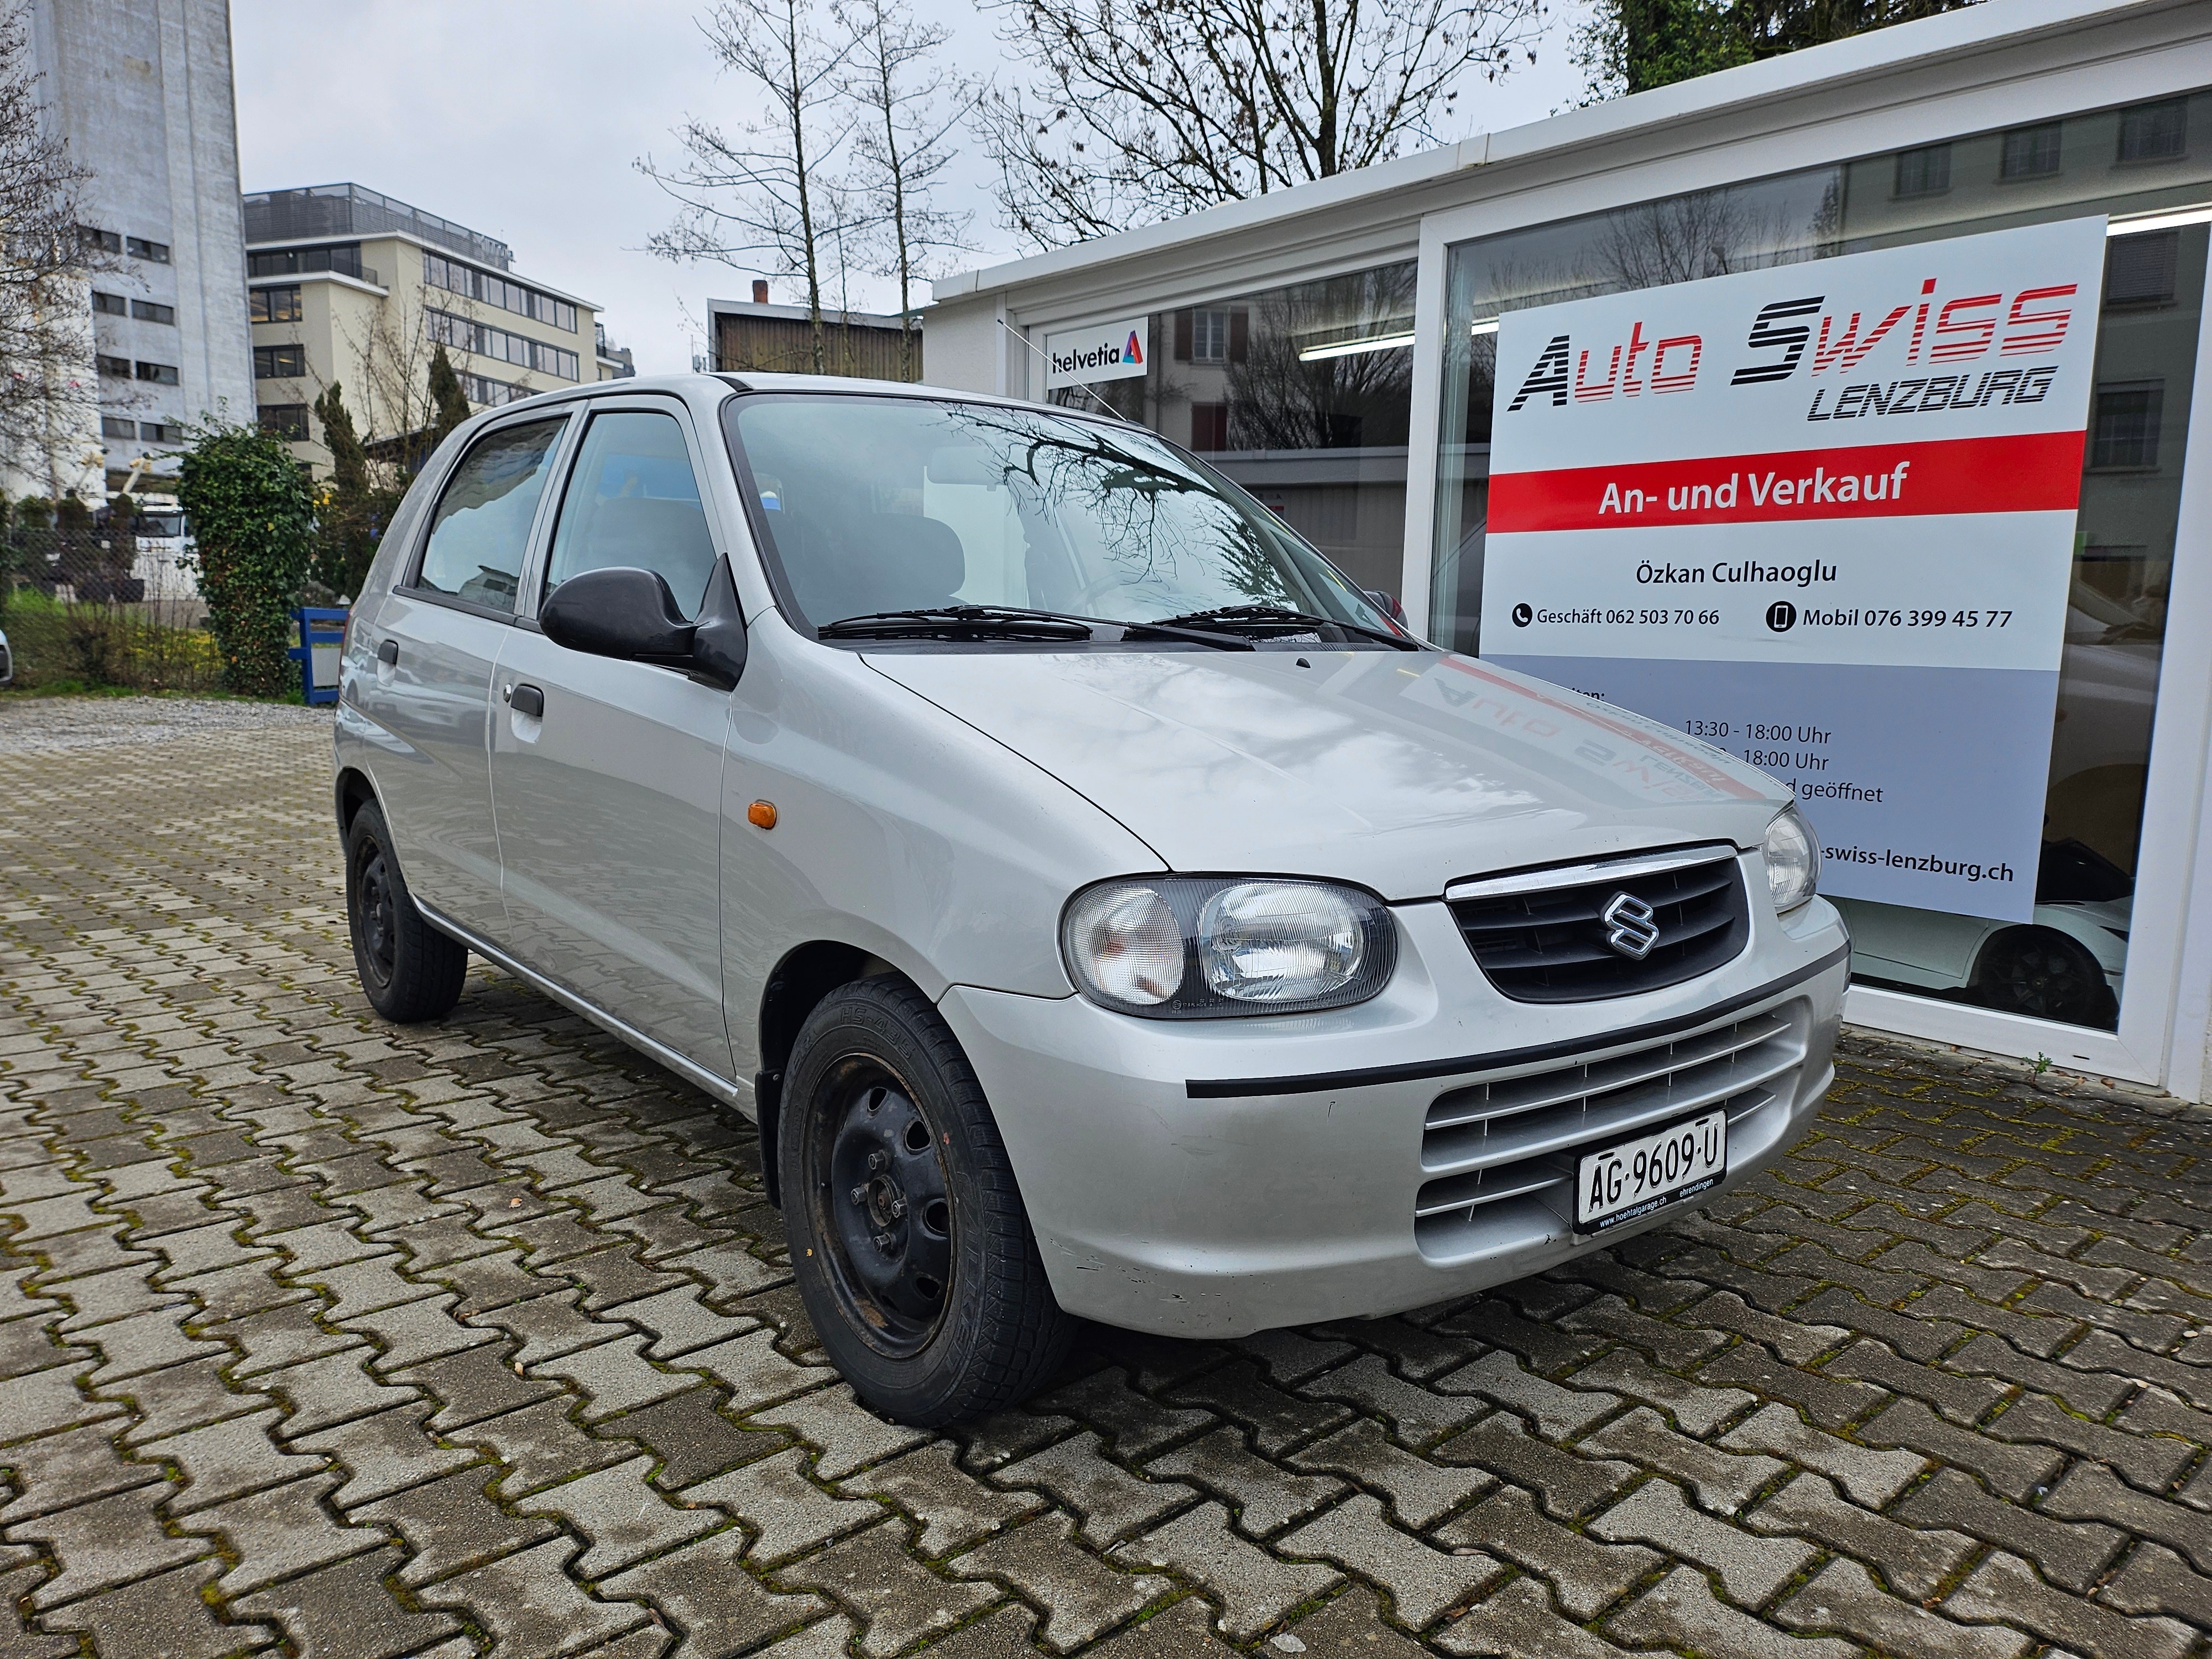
<box><xmin>1489</xmin><ymin>431</ymin><xmax>2085</xmax><ymax>533</ymax></box>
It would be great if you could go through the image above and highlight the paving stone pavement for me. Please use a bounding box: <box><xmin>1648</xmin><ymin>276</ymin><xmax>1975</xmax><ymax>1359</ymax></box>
<box><xmin>2</xmin><ymin>692</ymin><xmax>2210</xmax><ymax>1658</ymax></box>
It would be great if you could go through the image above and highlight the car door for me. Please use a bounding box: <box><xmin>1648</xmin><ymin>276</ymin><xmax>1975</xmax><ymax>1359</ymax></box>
<box><xmin>352</xmin><ymin>413</ymin><xmax>571</xmax><ymax>937</ymax></box>
<box><xmin>488</xmin><ymin>398</ymin><xmax>735</xmax><ymax>1077</ymax></box>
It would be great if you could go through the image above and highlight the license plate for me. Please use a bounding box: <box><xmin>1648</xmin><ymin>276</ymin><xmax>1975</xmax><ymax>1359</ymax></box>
<box><xmin>1575</xmin><ymin>1109</ymin><xmax>1728</xmax><ymax>1233</ymax></box>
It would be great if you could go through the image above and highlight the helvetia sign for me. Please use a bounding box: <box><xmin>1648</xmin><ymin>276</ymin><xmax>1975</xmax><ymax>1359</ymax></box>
<box><xmin>1481</xmin><ymin>217</ymin><xmax>2107</xmax><ymax>922</ymax></box>
<box><xmin>1043</xmin><ymin>317</ymin><xmax>1150</xmax><ymax>388</ymax></box>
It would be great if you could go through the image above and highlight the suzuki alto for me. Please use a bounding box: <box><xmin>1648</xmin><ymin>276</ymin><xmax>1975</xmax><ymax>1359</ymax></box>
<box><xmin>335</xmin><ymin>374</ymin><xmax>1846</xmax><ymax>1425</ymax></box>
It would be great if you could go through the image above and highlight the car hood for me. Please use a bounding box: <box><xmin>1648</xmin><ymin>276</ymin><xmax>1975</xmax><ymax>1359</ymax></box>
<box><xmin>865</xmin><ymin>647</ymin><xmax>1791</xmax><ymax>900</ymax></box>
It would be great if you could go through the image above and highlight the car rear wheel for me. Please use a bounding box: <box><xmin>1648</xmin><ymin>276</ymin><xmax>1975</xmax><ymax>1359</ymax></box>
<box><xmin>780</xmin><ymin>975</ymin><xmax>1074</xmax><ymax>1426</ymax></box>
<box><xmin>1970</xmin><ymin>925</ymin><xmax>2115</xmax><ymax>1027</ymax></box>
<box><xmin>346</xmin><ymin>799</ymin><xmax>468</xmax><ymax>1024</ymax></box>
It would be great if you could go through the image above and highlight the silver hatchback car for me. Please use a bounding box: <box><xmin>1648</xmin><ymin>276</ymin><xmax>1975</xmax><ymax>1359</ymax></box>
<box><xmin>335</xmin><ymin>374</ymin><xmax>1847</xmax><ymax>1425</ymax></box>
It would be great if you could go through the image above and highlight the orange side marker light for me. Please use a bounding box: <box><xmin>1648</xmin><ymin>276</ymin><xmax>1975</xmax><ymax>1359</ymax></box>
<box><xmin>748</xmin><ymin>800</ymin><xmax>778</xmax><ymax>830</ymax></box>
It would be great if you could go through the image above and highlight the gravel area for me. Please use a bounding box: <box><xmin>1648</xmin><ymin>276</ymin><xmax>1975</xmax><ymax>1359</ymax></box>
<box><xmin>0</xmin><ymin>693</ymin><xmax>332</xmax><ymax>754</ymax></box>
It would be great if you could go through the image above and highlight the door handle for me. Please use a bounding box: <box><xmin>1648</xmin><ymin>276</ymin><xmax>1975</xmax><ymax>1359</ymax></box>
<box><xmin>508</xmin><ymin>683</ymin><xmax>545</xmax><ymax>718</ymax></box>
<box><xmin>377</xmin><ymin>639</ymin><xmax>398</xmax><ymax>665</ymax></box>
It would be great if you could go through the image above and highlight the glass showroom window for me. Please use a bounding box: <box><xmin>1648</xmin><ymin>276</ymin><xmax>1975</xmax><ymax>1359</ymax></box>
<box><xmin>1047</xmin><ymin>260</ymin><xmax>1418</xmax><ymax>599</ymax></box>
<box><xmin>1433</xmin><ymin>88</ymin><xmax>2212</xmax><ymax>1034</ymax></box>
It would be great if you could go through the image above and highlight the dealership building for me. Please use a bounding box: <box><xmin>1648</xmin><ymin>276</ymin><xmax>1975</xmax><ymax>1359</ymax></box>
<box><xmin>925</xmin><ymin>0</ymin><xmax>2212</xmax><ymax>1097</ymax></box>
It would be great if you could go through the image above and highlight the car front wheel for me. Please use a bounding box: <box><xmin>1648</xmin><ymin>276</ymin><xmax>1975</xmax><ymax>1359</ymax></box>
<box><xmin>781</xmin><ymin>975</ymin><xmax>1074</xmax><ymax>1426</ymax></box>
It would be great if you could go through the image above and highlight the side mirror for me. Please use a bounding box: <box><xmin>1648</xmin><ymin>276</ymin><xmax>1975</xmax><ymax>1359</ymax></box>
<box><xmin>539</xmin><ymin>562</ymin><xmax>747</xmax><ymax>690</ymax></box>
<box><xmin>541</xmin><ymin>566</ymin><xmax>696</xmax><ymax>662</ymax></box>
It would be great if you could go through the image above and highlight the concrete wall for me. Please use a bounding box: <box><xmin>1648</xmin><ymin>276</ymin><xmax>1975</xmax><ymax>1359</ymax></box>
<box><xmin>28</xmin><ymin>0</ymin><xmax>252</xmax><ymax>497</ymax></box>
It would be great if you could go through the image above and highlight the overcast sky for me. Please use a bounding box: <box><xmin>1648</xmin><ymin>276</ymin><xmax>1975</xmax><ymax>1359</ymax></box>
<box><xmin>230</xmin><ymin>1</ymin><xmax>1590</xmax><ymax>376</ymax></box>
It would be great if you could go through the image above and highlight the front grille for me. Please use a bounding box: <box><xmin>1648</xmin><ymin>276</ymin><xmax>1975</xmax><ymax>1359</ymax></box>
<box><xmin>1449</xmin><ymin>845</ymin><xmax>1750</xmax><ymax>1002</ymax></box>
<box><xmin>1413</xmin><ymin>1002</ymin><xmax>1808</xmax><ymax>1261</ymax></box>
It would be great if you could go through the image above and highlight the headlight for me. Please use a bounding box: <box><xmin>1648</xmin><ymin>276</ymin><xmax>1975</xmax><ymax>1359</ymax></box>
<box><xmin>1062</xmin><ymin>877</ymin><xmax>1396</xmax><ymax>1018</ymax></box>
<box><xmin>1763</xmin><ymin>806</ymin><xmax>1820</xmax><ymax>913</ymax></box>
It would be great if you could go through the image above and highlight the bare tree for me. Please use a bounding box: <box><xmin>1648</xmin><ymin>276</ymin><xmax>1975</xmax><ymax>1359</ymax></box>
<box><xmin>836</xmin><ymin>0</ymin><xmax>975</xmax><ymax>379</ymax></box>
<box><xmin>0</xmin><ymin>2</ymin><xmax>103</xmax><ymax>500</ymax></box>
<box><xmin>640</xmin><ymin>0</ymin><xmax>871</xmax><ymax>374</ymax></box>
<box><xmin>975</xmin><ymin>0</ymin><xmax>1546</xmax><ymax>249</ymax></box>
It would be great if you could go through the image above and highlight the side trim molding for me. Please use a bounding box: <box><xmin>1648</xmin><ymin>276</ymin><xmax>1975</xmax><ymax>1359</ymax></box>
<box><xmin>415</xmin><ymin>900</ymin><xmax>752</xmax><ymax>1115</ymax></box>
<box><xmin>1184</xmin><ymin>943</ymin><xmax>1851</xmax><ymax>1099</ymax></box>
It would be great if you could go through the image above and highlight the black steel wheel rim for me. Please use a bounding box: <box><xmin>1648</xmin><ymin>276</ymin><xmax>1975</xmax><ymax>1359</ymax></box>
<box><xmin>808</xmin><ymin>1058</ymin><xmax>953</xmax><ymax>1358</ymax></box>
<box><xmin>356</xmin><ymin>839</ymin><xmax>397</xmax><ymax>988</ymax></box>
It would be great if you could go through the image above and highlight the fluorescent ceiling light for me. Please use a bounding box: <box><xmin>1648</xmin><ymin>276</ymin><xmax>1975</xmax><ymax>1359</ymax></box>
<box><xmin>1469</xmin><ymin>317</ymin><xmax>1500</xmax><ymax>336</ymax></box>
<box><xmin>2109</xmin><ymin>204</ymin><xmax>2212</xmax><ymax>236</ymax></box>
<box><xmin>1297</xmin><ymin>330</ymin><xmax>1416</xmax><ymax>361</ymax></box>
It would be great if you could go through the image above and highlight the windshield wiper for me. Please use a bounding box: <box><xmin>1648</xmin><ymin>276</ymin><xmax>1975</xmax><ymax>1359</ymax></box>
<box><xmin>818</xmin><ymin>607</ymin><xmax>1097</xmax><ymax>641</ymax></box>
<box><xmin>818</xmin><ymin>606</ymin><xmax>1256</xmax><ymax>650</ymax></box>
<box><xmin>1148</xmin><ymin>603</ymin><xmax>1422</xmax><ymax>651</ymax></box>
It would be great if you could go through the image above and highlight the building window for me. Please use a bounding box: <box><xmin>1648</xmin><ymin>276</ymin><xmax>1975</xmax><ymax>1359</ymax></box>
<box><xmin>2118</xmin><ymin>98</ymin><xmax>2187</xmax><ymax>163</ymax></box>
<box><xmin>130</xmin><ymin>299</ymin><xmax>174</xmax><ymax>324</ymax></box>
<box><xmin>426</xmin><ymin>308</ymin><xmax>581</xmax><ymax>381</ymax></box>
<box><xmin>138</xmin><ymin>421</ymin><xmax>179</xmax><ymax>443</ymax></box>
<box><xmin>100</xmin><ymin>415</ymin><xmax>136</xmax><ymax>439</ymax></box>
<box><xmin>2091</xmin><ymin>383</ymin><xmax>2163</xmax><ymax>469</ymax></box>
<box><xmin>248</xmin><ymin>243</ymin><xmax>367</xmax><ymax>281</ymax></box>
<box><xmin>96</xmin><ymin>353</ymin><xmax>132</xmax><ymax>378</ymax></box>
<box><xmin>250</xmin><ymin>285</ymin><xmax>304</xmax><ymax>323</ymax></box>
<box><xmin>2000</xmin><ymin>123</ymin><xmax>2062</xmax><ymax>179</ymax></box>
<box><xmin>424</xmin><ymin>252</ymin><xmax>578</xmax><ymax>332</ymax></box>
<box><xmin>126</xmin><ymin>236</ymin><xmax>170</xmax><ymax>263</ymax></box>
<box><xmin>258</xmin><ymin>404</ymin><xmax>310</xmax><ymax>440</ymax></box>
<box><xmin>253</xmin><ymin>344</ymin><xmax>306</xmax><ymax>379</ymax></box>
<box><xmin>1893</xmin><ymin>144</ymin><xmax>1951</xmax><ymax>197</ymax></box>
<box><xmin>79</xmin><ymin>226</ymin><xmax>121</xmax><ymax>254</ymax></box>
<box><xmin>92</xmin><ymin>290</ymin><xmax>127</xmax><ymax>316</ymax></box>
<box><xmin>2106</xmin><ymin>230</ymin><xmax>2179</xmax><ymax>309</ymax></box>
<box><xmin>135</xmin><ymin>361</ymin><xmax>179</xmax><ymax>385</ymax></box>
<box><xmin>1193</xmin><ymin>309</ymin><xmax>1230</xmax><ymax>363</ymax></box>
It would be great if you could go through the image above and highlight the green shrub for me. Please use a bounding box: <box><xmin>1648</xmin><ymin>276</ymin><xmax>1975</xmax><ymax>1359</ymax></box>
<box><xmin>176</xmin><ymin>423</ymin><xmax>316</xmax><ymax>697</ymax></box>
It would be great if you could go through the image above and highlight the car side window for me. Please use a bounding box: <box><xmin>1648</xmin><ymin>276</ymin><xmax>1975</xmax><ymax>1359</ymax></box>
<box><xmin>542</xmin><ymin>410</ymin><xmax>718</xmax><ymax>618</ymax></box>
<box><xmin>413</xmin><ymin>419</ymin><xmax>567</xmax><ymax>614</ymax></box>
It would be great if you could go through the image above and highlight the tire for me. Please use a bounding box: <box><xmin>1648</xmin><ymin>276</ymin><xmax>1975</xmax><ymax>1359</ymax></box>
<box><xmin>781</xmin><ymin>976</ymin><xmax>1075</xmax><ymax>1426</ymax></box>
<box><xmin>1969</xmin><ymin>925</ymin><xmax>2116</xmax><ymax>1027</ymax></box>
<box><xmin>346</xmin><ymin>799</ymin><xmax>468</xmax><ymax>1024</ymax></box>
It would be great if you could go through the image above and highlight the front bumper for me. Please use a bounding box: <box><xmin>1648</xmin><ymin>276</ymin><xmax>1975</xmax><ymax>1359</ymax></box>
<box><xmin>938</xmin><ymin>887</ymin><xmax>1848</xmax><ymax>1338</ymax></box>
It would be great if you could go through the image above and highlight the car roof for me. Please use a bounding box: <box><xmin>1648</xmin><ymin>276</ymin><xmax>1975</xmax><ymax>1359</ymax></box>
<box><xmin>504</xmin><ymin>371</ymin><xmax>1112</xmax><ymax>424</ymax></box>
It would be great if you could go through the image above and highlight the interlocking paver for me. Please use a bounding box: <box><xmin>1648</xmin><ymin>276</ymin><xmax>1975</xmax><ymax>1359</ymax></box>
<box><xmin>1609</xmin><ymin>1564</ymin><xmax>1855</xmax><ymax>1659</ymax></box>
<box><xmin>1945</xmin><ymin>1547</ymin><xmax>2197</xmax><ymax>1659</ymax></box>
<box><xmin>1113</xmin><ymin>1500</ymin><xmax>1340</xmax><ymax>1641</ymax></box>
<box><xmin>599</xmin><ymin>1530</ymin><xmax>825</xmax><ymax>1658</ymax></box>
<box><xmin>1287</xmin><ymin>1416</ymin><xmax>1489</xmax><ymax>1530</ymax></box>
<box><xmin>1151</xmin><ymin>1424</ymin><xmax>1349</xmax><ymax>1535</ymax></box>
<box><xmin>685</xmin><ymin>1443</ymin><xmax>883</xmax><ymax>1562</ymax></box>
<box><xmin>1718</xmin><ymin>1399</ymin><xmax>1926</xmax><ymax>1505</ymax></box>
<box><xmin>1589</xmin><ymin>1478</ymin><xmax>1813</xmax><ymax>1605</ymax></box>
<box><xmin>776</xmin><ymin>1520</ymin><xmax>1003</xmax><ymax>1658</ymax></box>
<box><xmin>416</xmin><ymin>1536</ymin><xmax>653</xmax><ymax>1657</ymax></box>
<box><xmin>1778</xmin><ymin>1557</ymin><xmax>2029</xmax><ymax>1659</ymax></box>
<box><xmin>955</xmin><ymin>1509</ymin><xmax>1170</xmax><ymax>1651</ymax></box>
<box><xmin>841</xmin><ymin>1439</ymin><xmax>1044</xmax><ymax>1556</ymax></box>
<box><xmin>994</xmin><ymin>1430</ymin><xmax>1195</xmax><ymax>1547</ymax></box>
<box><xmin>11</xmin><ymin>698</ymin><xmax>2212</xmax><ymax>1659</ymax></box>
<box><xmin>1433</xmin><ymin>1485</ymin><xmax>1657</xmax><ymax>1619</ymax></box>
<box><xmin>1581</xmin><ymin>1405</ymin><xmax>1782</xmax><ymax>1512</ymax></box>
<box><xmin>748</xmin><ymin>1381</ymin><xmax>931</xmax><ymax>1478</ymax></box>
<box><xmin>179</xmin><ymin>1470</ymin><xmax>387</xmax><ymax>1594</ymax></box>
<box><xmin>1280</xmin><ymin>1493</ymin><xmax>1499</xmax><ymax>1629</ymax></box>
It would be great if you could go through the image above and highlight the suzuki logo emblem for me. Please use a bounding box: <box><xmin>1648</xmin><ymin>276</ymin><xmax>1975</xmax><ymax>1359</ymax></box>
<box><xmin>1601</xmin><ymin>892</ymin><xmax>1660</xmax><ymax>960</ymax></box>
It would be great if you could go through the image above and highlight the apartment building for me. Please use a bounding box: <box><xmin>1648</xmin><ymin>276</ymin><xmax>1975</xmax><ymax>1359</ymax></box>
<box><xmin>15</xmin><ymin>0</ymin><xmax>252</xmax><ymax>501</ymax></box>
<box><xmin>243</xmin><ymin>184</ymin><xmax>601</xmax><ymax>475</ymax></box>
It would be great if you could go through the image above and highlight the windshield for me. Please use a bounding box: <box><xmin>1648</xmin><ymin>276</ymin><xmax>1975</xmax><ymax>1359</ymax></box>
<box><xmin>724</xmin><ymin>394</ymin><xmax>1395</xmax><ymax>640</ymax></box>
